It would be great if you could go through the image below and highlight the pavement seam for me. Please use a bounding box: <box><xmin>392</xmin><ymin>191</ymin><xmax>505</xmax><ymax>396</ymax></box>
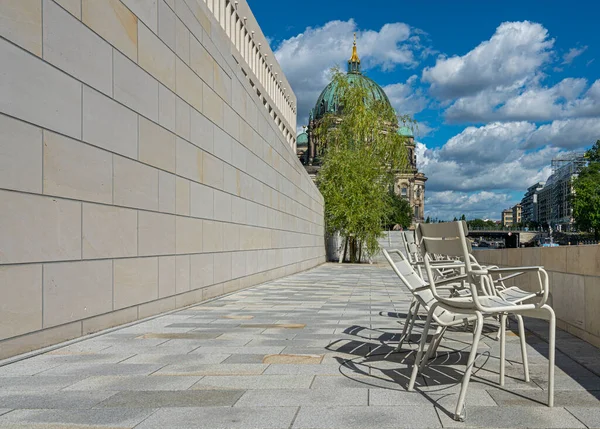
<box><xmin>287</xmin><ymin>406</ymin><xmax>301</xmax><ymax>429</ymax></box>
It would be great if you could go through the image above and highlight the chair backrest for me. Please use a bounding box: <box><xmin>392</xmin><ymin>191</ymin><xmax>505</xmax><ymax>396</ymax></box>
<box><xmin>400</xmin><ymin>231</ymin><xmax>421</xmax><ymax>263</ymax></box>
<box><xmin>381</xmin><ymin>248</ymin><xmax>426</xmax><ymax>293</ymax></box>
<box><xmin>382</xmin><ymin>247</ymin><xmax>472</xmax><ymax>326</ymax></box>
<box><xmin>417</xmin><ymin>222</ymin><xmax>469</xmax><ymax>259</ymax></box>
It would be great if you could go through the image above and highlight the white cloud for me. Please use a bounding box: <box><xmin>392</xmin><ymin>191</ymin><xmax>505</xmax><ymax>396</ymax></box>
<box><xmin>417</xmin><ymin>122</ymin><xmax>563</xmax><ymax>195</ymax></box>
<box><xmin>382</xmin><ymin>75</ymin><xmax>428</xmax><ymax>116</ymax></box>
<box><xmin>562</xmin><ymin>46</ymin><xmax>588</xmax><ymax>65</ymax></box>
<box><xmin>425</xmin><ymin>190</ymin><xmax>514</xmax><ymax>221</ymax></box>
<box><xmin>274</xmin><ymin>19</ymin><xmax>427</xmax><ymax>129</ymax></box>
<box><xmin>422</xmin><ymin>21</ymin><xmax>554</xmax><ymax>100</ymax></box>
<box><xmin>445</xmin><ymin>78</ymin><xmax>600</xmax><ymax>123</ymax></box>
<box><xmin>524</xmin><ymin>118</ymin><xmax>600</xmax><ymax>149</ymax></box>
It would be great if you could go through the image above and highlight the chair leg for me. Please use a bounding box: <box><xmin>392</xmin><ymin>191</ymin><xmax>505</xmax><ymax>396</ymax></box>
<box><xmin>516</xmin><ymin>314</ymin><xmax>530</xmax><ymax>382</ymax></box>
<box><xmin>408</xmin><ymin>303</ymin><xmax>436</xmax><ymax>391</ymax></box>
<box><xmin>396</xmin><ymin>299</ymin><xmax>416</xmax><ymax>351</ymax></box>
<box><xmin>419</xmin><ymin>326</ymin><xmax>442</xmax><ymax>371</ymax></box>
<box><xmin>405</xmin><ymin>302</ymin><xmax>421</xmax><ymax>340</ymax></box>
<box><xmin>499</xmin><ymin>313</ymin><xmax>506</xmax><ymax>387</ymax></box>
<box><xmin>545</xmin><ymin>305</ymin><xmax>556</xmax><ymax>407</ymax></box>
<box><xmin>454</xmin><ymin>312</ymin><xmax>483</xmax><ymax>422</ymax></box>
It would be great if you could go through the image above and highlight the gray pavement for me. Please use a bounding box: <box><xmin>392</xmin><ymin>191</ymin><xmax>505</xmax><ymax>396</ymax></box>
<box><xmin>0</xmin><ymin>263</ymin><xmax>599</xmax><ymax>428</ymax></box>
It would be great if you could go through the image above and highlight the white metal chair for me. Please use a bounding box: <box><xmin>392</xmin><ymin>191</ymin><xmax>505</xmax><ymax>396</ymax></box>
<box><xmin>412</xmin><ymin>221</ymin><xmax>555</xmax><ymax>421</ymax></box>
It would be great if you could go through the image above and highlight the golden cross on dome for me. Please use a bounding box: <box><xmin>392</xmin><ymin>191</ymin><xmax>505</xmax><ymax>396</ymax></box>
<box><xmin>350</xmin><ymin>32</ymin><xmax>360</xmax><ymax>63</ymax></box>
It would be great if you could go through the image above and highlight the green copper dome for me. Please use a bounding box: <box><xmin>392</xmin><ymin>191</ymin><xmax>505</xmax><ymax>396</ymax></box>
<box><xmin>297</xmin><ymin>132</ymin><xmax>308</xmax><ymax>147</ymax></box>
<box><xmin>312</xmin><ymin>74</ymin><xmax>392</xmax><ymax>121</ymax></box>
<box><xmin>311</xmin><ymin>36</ymin><xmax>392</xmax><ymax>121</ymax></box>
<box><xmin>397</xmin><ymin>126</ymin><xmax>414</xmax><ymax>138</ymax></box>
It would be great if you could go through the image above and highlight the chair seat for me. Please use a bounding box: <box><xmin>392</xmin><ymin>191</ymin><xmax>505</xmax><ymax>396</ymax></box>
<box><xmin>499</xmin><ymin>287</ymin><xmax>538</xmax><ymax>303</ymax></box>
<box><xmin>438</xmin><ymin>294</ymin><xmax>521</xmax><ymax>311</ymax></box>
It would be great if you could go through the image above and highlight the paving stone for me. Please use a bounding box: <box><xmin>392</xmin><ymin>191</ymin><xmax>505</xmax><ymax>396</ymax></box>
<box><xmin>0</xmin><ymin>376</ymin><xmax>84</xmax><ymax>392</ymax></box>
<box><xmin>64</xmin><ymin>375</ymin><xmax>202</xmax><ymax>391</ymax></box>
<box><xmin>134</xmin><ymin>406</ymin><xmax>297</xmax><ymax>429</ymax></box>
<box><xmin>436</xmin><ymin>405</ymin><xmax>586</xmax><ymax>428</ymax></box>
<box><xmin>37</xmin><ymin>363</ymin><xmax>164</xmax><ymax>377</ymax></box>
<box><xmin>565</xmin><ymin>406</ymin><xmax>600</xmax><ymax>428</ymax></box>
<box><xmin>235</xmin><ymin>388</ymin><xmax>368</xmax><ymax>407</ymax></box>
<box><xmin>0</xmin><ymin>408</ymin><xmax>155</xmax><ymax>427</ymax></box>
<box><xmin>0</xmin><ymin>409</ymin><xmax>11</xmax><ymax>417</ymax></box>
<box><xmin>489</xmin><ymin>389</ymin><xmax>600</xmax><ymax>407</ymax></box>
<box><xmin>190</xmin><ymin>375</ymin><xmax>314</xmax><ymax>390</ymax></box>
<box><xmin>368</xmin><ymin>388</ymin><xmax>439</xmax><ymax>406</ymax></box>
<box><xmin>97</xmin><ymin>390</ymin><xmax>244</xmax><ymax>408</ymax></box>
<box><xmin>293</xmin><ymin>405</ymin><xmax>441</xmax><ymax>428</ymax></box>
<box><xmin>154</xmin><ymin>364</ymin><xmax>268</xmax><ymax>376</ymax></box>
<box><xmin>0</xmin><ymin>391</ymin><xmax>115</xmax><ymax>409</ymax></box>
<box><xmin>122</xmin><ymin>354</ymin><xmax>231</xmax><ymax>365</ymax></box>
<box><xmin>222</xmin><ymin>354</ymin><xmax>268</xmax><ymax>364</ymax></box>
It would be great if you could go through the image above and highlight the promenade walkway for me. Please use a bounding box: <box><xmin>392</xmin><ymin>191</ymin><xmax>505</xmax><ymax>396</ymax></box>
<box><xmin>0</xmin><ymin>264</ymin><xmax>599</xmax><ymax>428</ymax></box>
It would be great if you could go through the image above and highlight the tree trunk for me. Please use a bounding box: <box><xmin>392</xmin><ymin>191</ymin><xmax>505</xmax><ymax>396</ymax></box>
<box><xmin>349</xmin><ymin>237</ymin><xmax>357</xmax><ymax>263</ymax></box>
<box><xmin>358</xmin><ymin>241</ymin><xmax>363</xmax><ymax>263</ymax></box>
<box><xmin>340</xmin><ymin>236</ymin><xmax>348</xmax><ymax>263</ymax></box>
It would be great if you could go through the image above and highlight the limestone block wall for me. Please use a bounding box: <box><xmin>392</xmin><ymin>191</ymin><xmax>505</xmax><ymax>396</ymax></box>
<box><xmin>0</xmin><ymin>0</ymin><xmax>325</xmax><ymax>359</ymax></box>
<box><xmin>473</xmin><ymin>246</ymin><xmax>600</xmax><ymax>348</ymax></box>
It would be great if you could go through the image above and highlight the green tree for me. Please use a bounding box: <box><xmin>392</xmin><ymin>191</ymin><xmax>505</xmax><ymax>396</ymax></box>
<box><xmin>385</xmin><ymin>192</ymin><xmax>413</xmax><ymax>229</ymax></box>
<box><xmin>460</xmin><ymin>214</ymin><xmax>466</xmax><ymax>221</ymax></box>
<box><xmin>573</xmin><ymin>141</ymin><xmax>600</xmax><ymax>239</ymax></box>
<box><xmin>316</xmin><ymin>69</ymin><xmax>413</xmax><ymax>262</ymax></box>
<box><xmin>453</xmin><ymin>217</ymin><xmax>458</xmax><ymax>222</ymax></box>
<box><xmin>425</xmin><ymin>216</ymin><xmax>431</xmax><ymax>224</ymax></box>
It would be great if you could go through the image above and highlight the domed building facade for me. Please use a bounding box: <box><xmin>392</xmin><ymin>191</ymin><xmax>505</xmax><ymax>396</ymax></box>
<box><xmin>297</xmin><ymin>36</ymin><xmax>427</xmax><ymax>225</ymax></box>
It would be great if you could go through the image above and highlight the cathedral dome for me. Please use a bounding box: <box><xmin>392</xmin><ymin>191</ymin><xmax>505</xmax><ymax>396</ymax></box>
<box><xmin>297</xmin><ymin>131</ymin><xmax>308</xmax><ymax>148</ymax></box>
<box><xmin>311</xmin><ymin>35</ymin><xmax>392</xmax><ymax>122</ymax></box>
<box><xmin>397</xmin><ymin>126</ymin><xmax>414</xmax><ymax>138</ymax></box>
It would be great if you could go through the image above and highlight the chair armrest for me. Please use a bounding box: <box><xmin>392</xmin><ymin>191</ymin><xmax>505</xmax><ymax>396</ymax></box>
<box><xmin>487</xmin><ymin>266</ymin><xmax>544</xmax><ymax>274</ymax></box>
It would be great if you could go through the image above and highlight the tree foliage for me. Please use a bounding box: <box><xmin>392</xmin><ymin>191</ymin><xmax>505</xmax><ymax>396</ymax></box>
<box><xmin>573</xmin><ymin>140</ymin><xmax>600</xmax><ymax>239</ymax></box>
<box><xmin>385</xmin><ymin>192</ymin><xmax>413</xmax><ymax>229</ymax></box>
<box><xmin>316</xmin><ymin>69</ymin><xmax>413</xmax><ymax>262</ymax></box>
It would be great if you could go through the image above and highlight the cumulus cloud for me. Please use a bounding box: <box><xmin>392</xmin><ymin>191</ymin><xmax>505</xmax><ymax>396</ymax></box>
<box><xmin>273</xmin><ymin>19</ymin><xmax>428</xmax><ymax>127</ymax></box>
<box><xmin>425</xmin><ymin>190</ymin><xmax>514</xmax><ymax>220</ymax></box>
<box><xmin>445</xmin><ymin>78</ymin><xmax>600</xmax><ymax>123</ymax></box>
<box><xmin>524</xmin><ymin>118</ymin><xmax>600</xmax><ymax>149</ymax></box>
<box><xmin>562</xmin><ymin>46</ymin><xmax>588</xmax><ymax>65</ymax></box>
<box><xmin>417</xmin><ymin>121</ymin><xmax>568</xmax><ymax>195</ymax></box>
<box><xmin>422</xmin><ymin>21</ymin><xmax>554</xmax><ymax>100</ymax></box>
<box><xmin>382</xmin><ymin>75</ymin><xmax>428</xmax><ymax>116</ymax></box>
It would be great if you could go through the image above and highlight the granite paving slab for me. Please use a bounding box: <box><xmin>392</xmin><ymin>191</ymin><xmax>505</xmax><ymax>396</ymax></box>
<box><xmin>234</xmin><ymin>388</ymin><xmax>368</xmax><ymax>407</ymax></box>
<box><xmin>96</xmin><ymin>390</ymin><xmax>245</xmax><ymax>408</ymax></box>
<box><xmin>292</xmin><ymin>405</ymin><xmax>442</xmax><ymax>428</ymax></box>
<box><xmin>0</xmin><ymin>408</ymin><xmax>156</xmax><ymax>428</ymax></box>
<box><xmin>134</xmin><ymin>406</ymin><xmax>298</xmax><ymax>429</ymax></box>
<box><xmin>64</xmin><ymin>375</ymin><xmax>202</xmax><ymax>391</ymax></box>
<box><xmin>435</xmin><ymin>405</ymin><xmax>586</xmax><ymax>428</ymax></box>
<box><xmin>0</xmin><ymin>391</ymin><xmax>116</xmax><ymax>409</ymax></box>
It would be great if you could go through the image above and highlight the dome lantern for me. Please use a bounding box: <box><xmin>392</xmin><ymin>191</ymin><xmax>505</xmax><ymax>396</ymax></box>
<box><xmin>348</xmin><ymin>33</ymin><xmax>361</xmax><ymax>74</ymax></box>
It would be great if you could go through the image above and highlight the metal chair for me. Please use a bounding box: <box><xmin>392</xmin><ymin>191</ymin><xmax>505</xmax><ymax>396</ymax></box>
<box><xmin>412</xmin><ymin>221</ymin><xmax>555</xmax><ymax>421</ymax></box>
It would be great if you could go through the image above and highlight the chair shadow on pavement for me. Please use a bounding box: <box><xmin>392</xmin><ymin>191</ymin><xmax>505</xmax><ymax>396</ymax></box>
<box><xmin>324</xmin><ymin>318</ymin><xmax>600</xmax><ymax>419</ymax></box>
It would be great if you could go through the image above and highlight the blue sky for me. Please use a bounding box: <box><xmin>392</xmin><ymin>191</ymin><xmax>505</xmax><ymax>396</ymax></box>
<box><xmin>249</xmin><ymin>0</ymin><xmax>600</xmax><ymax>220</ymax></box>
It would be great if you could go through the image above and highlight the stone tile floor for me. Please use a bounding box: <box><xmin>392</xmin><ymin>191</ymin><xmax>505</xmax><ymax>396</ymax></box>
<box><xmin>1</xmin><ymin>263</ymin><xmax>599</xmax><ymax>428</ymax></box>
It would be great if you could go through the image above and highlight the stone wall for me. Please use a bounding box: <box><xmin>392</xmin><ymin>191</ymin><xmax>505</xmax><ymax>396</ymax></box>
<box><xmin>473</xmin><ymin>246</ymin><xmax>600</xmax><ymax>348</ymax></box>
<box><xmin>0</xmin><ymin>0</ymin><xmax>325</xmax><ymax>359</ymax></box>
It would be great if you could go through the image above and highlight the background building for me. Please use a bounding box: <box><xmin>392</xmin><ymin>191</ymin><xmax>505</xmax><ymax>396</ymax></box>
<box><xmin>525</xmin><ymin>153</ymin><xmax>586</xmax><ymax>231</ymax></box>
<box><xmin>521</xmin><ymin>182</ymin><xmax>545</xmax><ymax>224</ymax></box>
<box><xmin>512</xmin><ymin>204</ymin><xmax>522</xmax><ymax>225</ymax></box>
<box><xmin>297</xmin><ymin>38</ymin><xmax>427</xmax><ymax>224</ymax></box>
<box><xmin>502</xmin><ymin>209</ymin><xmax>513</xmax><ymax>227</ymax></box>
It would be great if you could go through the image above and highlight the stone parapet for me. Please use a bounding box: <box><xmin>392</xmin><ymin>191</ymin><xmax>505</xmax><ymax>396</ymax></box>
<box><xmin>473</xmin><ymin>246</ymin><xmax>600</xmax><ymax>348</ymax></box>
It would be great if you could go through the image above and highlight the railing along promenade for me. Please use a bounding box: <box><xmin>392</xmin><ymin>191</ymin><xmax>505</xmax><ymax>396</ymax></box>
<box><xmin>199</xmin><ymin>0</ymin><xmax>297</xmax><ymax>149</ymax></box>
